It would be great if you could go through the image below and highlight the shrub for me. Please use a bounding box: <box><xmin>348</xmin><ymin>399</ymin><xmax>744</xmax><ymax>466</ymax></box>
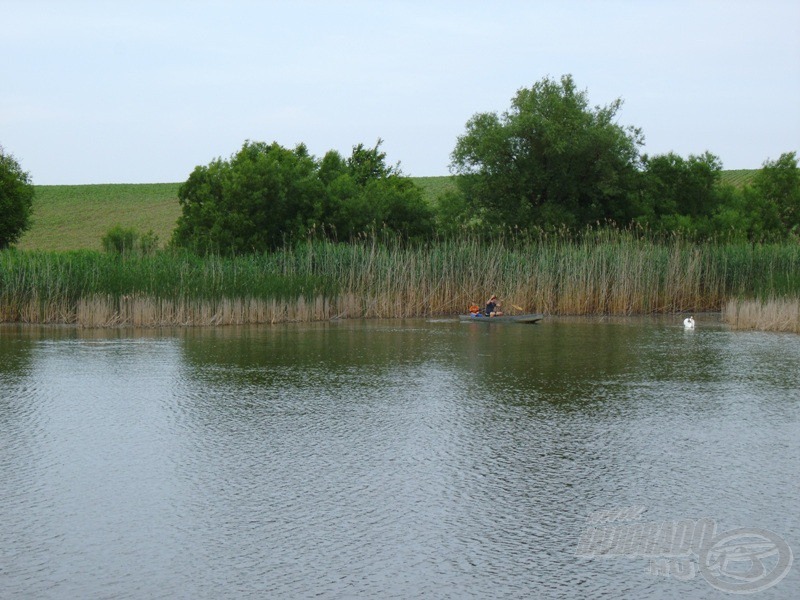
<box><xmin>101</xmin><ymin>225</ymin><xmax>159</xmax><ymax>255</ymax></box>
<box><xmin>0</xmin><ymin>146</ymin><xmax>35</xmax><ymax>249</ymax></box>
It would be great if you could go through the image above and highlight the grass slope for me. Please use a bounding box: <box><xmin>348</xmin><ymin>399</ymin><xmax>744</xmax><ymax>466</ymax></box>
<box><xmin>720</xmin><ymin>170</ymin><xmax>757</xmax><ymax>188</ymax></box>
<box><xmin>18</xmin><ymin>183</ymin><xmax>182</xmax><ymax>251</ymax></box>
<box><xmin>17</xmin><ymin>173</ymin><xmax>752</xmax><ymax>251</ymax></box>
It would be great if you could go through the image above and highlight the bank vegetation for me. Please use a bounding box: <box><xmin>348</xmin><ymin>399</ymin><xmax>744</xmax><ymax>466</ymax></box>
<box><xmin>3</xmin><ymin>75</ymin><xmax>799</xmax><ymax>331</ymax></box>
<box><xmin>723</xmin><ymin>297</ymin><xmax>800</xmax><ymax>333</ymax></box>
<box><xmin>2</xmin><ymin>232</ymin><xmax>799</xmax><ymax>327</ymax></box>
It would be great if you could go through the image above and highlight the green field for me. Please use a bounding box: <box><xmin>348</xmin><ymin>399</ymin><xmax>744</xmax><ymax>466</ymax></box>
<box><xmin>18</xmin><ymin>183</ymin><xmax>183</xmax><ymax>251</ymax></box>
<box><xmin>719</xmin><ymin>169</ymin><xmax>757</xmax><ymax>188</ymax></box>
<box><xmin>17</xmin><ymin>172</ymin><xmax>752</xmax><ymax>252</ymax></box>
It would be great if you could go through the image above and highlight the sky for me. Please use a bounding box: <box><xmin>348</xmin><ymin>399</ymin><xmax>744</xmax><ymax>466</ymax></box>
<box><xmin>2</xmin><ymin>0</ymin><xmax>799</xmax><ymax>185</ymax></box>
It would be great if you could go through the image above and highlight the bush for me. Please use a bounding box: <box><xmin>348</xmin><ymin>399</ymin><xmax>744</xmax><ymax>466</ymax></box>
<box><xmin>172</xmin><ymin>139</ymin><xmax>434</xmax><ymax>253</ymax></box>
<box><xmin>101</xmin><ymin>225</ymin><xmax>159</xmax><ymax>255</ymax></box>
<box><xmin>0</xmin><ymin>146</ymin><xmax>35</xmax><ymax>249</ymax></box>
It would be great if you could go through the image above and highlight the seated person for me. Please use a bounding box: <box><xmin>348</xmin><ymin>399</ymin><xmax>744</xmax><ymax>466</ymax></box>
<box><xmin>485</xmin><ymin>295</ymin><xmax>503</xmax><ymax>317</ymax></box>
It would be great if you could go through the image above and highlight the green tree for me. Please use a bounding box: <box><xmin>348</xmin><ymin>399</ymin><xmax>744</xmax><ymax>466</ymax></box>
<box><xmin>322</xmin><ymin>140</ymin><xmax>433</xmax><ymax>240</ymax></box>
<box><xmin>173</xmin><ymin>139</ymin><xmax>433</xmax><ymax>252</ymax></box>
<box><xmin>347</xmin><ymin>139</ymin><xmax>399</xmax><ymax>184</ymax></box>
<box><xmin>749</xmin><ymin>152</ymin><xmax>800</xmax><ymax>236</ymax></box>
<box><xmin>172</xmin><ymin>141</ymin><xmax>323</xmax><ymax>254</ymax></box>
<box><xmin>449</xmin><ymin>75</ymin><xmax>644</xmax><ymax>232</ymax></box>
<box><xmin>0</xmin><ymin>146</ymin><xmax>35</xmax><ymax>249</ymax></box>
<box><xmin>713</xmin><ymin>151</ymin><xmax>800</xmax><ymax>241</ymax></box>
<box><xmin>639</xmin><ymin>151</ymin><xmax>724</xmax><ymax>234</ymax></box>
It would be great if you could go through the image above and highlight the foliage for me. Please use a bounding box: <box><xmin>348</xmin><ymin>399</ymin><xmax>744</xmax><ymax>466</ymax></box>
<box><xmin>638</xmin><ymin>151</ymin><xmax>725</xmax><ymax>236</ymax></box>
<box><xmin>322</xmin><ymin>141</ymin><xmax>434</xmax><ymax>240</ymax></box>
<box><xmin>709</xmin><ymin>152</ymin><xmax>800</xmax><ymax>241</ymax></box>
<box><xmin>434</xmin><ymin>188</ymin><xmax>475</xmax><ymax>236</ymax></box>
<box><xmin>750</xmin><ymin>152</ymin><xmax>800</xmax><ymax>235</ymax></box>
<box><xmin>450</xmin><ymin>74</ymin><xmax>644</xmax><ymax>233</ymax></box>
<box><xmin>173</xmin><ymin>141</ymin><xmax>322</xmax><ymax>254</ymax></box>
<box><xmin>0</xmin><ymin>146</ymin><xmax>35</xmax><ymax>249</ymax></box>
<box><xmin>445</xmin><ymin>74</ymin><xmax>796</xmax><ymax>241</ymax></box>
<box><xmin>347</xmin><ymin>140</ymin><xmax>400</xmax><ymax>185</ymax></box>
<box><xmin>172</xmin><ymin>140</ymin><xmax>433</xmax><ymax>253</ymax></box>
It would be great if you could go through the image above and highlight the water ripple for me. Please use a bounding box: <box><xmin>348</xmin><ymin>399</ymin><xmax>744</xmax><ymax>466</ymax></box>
<box><xmin>1</xmin><ymin>320</ymin><xmax>798</xmax><ymax>598</ymax></box>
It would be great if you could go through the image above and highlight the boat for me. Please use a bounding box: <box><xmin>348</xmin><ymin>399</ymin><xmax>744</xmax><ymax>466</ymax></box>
<box><xmin>459</xmin><ymin>313</ymin><xmax>544</xmax><ymax>324</ymax></box>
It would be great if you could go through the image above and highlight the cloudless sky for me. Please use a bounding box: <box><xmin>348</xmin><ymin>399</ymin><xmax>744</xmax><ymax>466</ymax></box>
<box><xmin>2</xmin><ymin>0</ymin><xmax>799</xmax><ymax>184</ymax></box>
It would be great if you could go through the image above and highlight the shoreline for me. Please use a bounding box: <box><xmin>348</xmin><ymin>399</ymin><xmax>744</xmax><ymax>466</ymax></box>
<box><xmin>2</xmin><ymin>300</ymin><xmax>797</xmax><ymax>334</ymax></box>
<box><xmin>722</xmin><ymin>297</ymin><xmax>800</xmax><ymax>334</ymax></box>
<box><xmin>3</xmin><ymin>236</ymin><xmax>799</xmax><ymax>333</ymax></box>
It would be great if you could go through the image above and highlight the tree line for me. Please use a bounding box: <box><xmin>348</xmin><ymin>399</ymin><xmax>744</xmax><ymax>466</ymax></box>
<box><xmin>443</xmin><ymin>75</ymin><xmax>798</xmax><ymax>241</ymax></box>
<box><xmin>2</xmin><ymin>74</ymin><xmax>798</xmax><ymax>252</ymax></box>
<box><xmin>172</xmin><ymin>140</ymin><xmax>433</xmax><ymax>253</ymax></box>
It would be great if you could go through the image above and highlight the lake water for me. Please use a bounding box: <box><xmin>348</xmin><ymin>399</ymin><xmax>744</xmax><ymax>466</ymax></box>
<box><xmin>1</xmin><ymin>317</ymin><xmax>798</xmax><ymax>599</ymax></box>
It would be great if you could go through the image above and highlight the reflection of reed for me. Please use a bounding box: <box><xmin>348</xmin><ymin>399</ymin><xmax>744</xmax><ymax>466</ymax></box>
<box><xmin>723</xmin><ymin>298</ymin><xmax>800</xmax><ymax>333</ymax></box>
<box><xmin>2</xmin><ymin>233</ymin><xmax>800</xmax><ymax>326</ymax></box>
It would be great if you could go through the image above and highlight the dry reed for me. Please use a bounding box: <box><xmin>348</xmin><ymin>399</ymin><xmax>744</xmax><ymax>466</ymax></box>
<box><xmin>723</xmin><ymin>297</ymin><xmax>800</xmax><ymax>333</ymax></box>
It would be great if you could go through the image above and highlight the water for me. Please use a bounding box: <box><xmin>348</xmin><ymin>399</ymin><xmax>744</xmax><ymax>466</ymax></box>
<box><xmin>1</xmin><ymin>317</ymin><xmax>798</xmax><ymax>599</ymax></box>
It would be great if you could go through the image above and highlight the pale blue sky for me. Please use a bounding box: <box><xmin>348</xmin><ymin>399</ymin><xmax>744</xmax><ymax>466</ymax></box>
<box><xmin>2</xmin><ymin>0</ymin><xmax>798</xmax><ymax>184</ymax></box>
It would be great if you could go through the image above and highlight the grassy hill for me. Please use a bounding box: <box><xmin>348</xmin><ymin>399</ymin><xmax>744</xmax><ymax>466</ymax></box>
<box><xmin>16</xmin><ymin>172</ymin><xmax>752</xmax><ymax>251</ymax></box>
<box><xmin>719</xmin><ymin>169</ymin><xmax>757</xmax><ymax>188</ymax></box>
<box><xmin>18</xmin><ymin>183</ymin><xmax>183</xmax><ymax>251</ymax></box>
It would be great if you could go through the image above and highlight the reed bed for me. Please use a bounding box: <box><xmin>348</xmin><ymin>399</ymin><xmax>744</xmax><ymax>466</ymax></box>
<box><xmin>723</xmin><ymin>298</ymin><xmax>800</xmax><ymax>333</ymax></box>
<box><xmin>2</xmin><ymin>233</ymin><xmax>799</xmax><ymax>327</ymax></box>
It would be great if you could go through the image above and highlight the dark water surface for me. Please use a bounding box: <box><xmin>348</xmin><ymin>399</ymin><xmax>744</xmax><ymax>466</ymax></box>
<box><xmin>1</xmin><ymin>317</ymin><xmax>798</xmax><ymax>598</ymax></box>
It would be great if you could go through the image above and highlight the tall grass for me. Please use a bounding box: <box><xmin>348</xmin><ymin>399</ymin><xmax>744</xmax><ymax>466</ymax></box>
<box><xmin>2</xmin><ymin>232</ymin><xmax>799</xmax><ymax>326</ymax></box>
<box><xmin>0</xmin><ymin>249</ymin><xmax>333</xmax><ymax>325</ymax></box>
<box><xmin>723</xmin><ymin>298</ymin><xmax>800</xmax><ymax>333</ymax></box>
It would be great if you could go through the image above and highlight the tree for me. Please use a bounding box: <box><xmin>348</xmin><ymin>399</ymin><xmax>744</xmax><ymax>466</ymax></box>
<box><xmin>172</xmin><ymin>139</ymin><xmax>434</xmax><ymax>253</ymax></box>
<box><xmin>347</xmin><ymin>139</ymin><xmax>399</xmax><ymax>185</ymax></box>
<box><xmin>713</xmin><ymin>151</ymin><xmax>800</xmax><ymax>241</ymax></box>
<box><xmin>449</xmin><ymin>75</ymin><xmax>644</xmax><ymax>232</ymax></box>
<box><xmin>748</xmin><ymin>152</ymin><xmax>800</xmax><ymax>236</ymax></box>
<box><xmin>0</xmin><ymin>146</ymin><xmax>35</xmax><ymax>249</ymax></box>
<box><xmin>321</xmin><ymin>140</ymin><xmax>433</xmax><ymax>240</ymax></box>
<box><xmin>172</xmin><ymin>141</ymin><xmax>323</xmax><ymax>254</ymax></box>
<box><xmin>638</xmin><ymin>151</ymin><xmax>724</xmax><ymax>234</ymax></box>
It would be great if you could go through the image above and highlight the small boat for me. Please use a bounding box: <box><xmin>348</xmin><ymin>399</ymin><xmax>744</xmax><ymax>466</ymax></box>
<box><xmin>459</xmin><ymin>313</ymin><xmax>544</xmax><ymax>324</ymax></box>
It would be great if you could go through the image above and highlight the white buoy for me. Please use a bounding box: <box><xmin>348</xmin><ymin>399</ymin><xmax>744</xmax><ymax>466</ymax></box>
<box><xmin>683</xmin><ymin>316</ymin><xmax>695</xmax><ymax>329</ymax></box>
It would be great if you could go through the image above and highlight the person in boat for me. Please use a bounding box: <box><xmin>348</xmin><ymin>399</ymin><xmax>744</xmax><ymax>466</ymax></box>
<box><xmin>485</xmin><ymin>294</ymin><xmax>503</xmax><ymax>317</ymax></box>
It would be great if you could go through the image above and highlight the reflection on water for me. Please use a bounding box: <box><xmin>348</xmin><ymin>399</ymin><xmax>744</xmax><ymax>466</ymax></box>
<box><xmin>1</xmin><ymin>318</ymin><xmax>798</xmax><ymax>598</ymax></box>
